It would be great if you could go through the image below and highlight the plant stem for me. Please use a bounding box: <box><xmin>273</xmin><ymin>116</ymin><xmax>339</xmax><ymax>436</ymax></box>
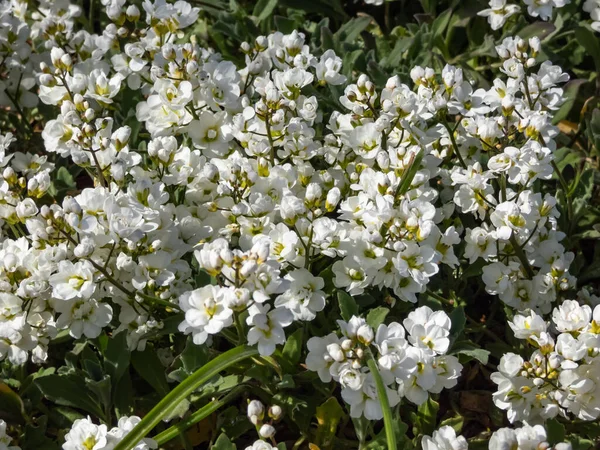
<box><xmin>114</xmin><ymin>345</ymin><xmax>258</xmax><ymax>450</ymax></box>
<box><xmin>153</xmin><ymin>386</ymin><xmax>246</xmax><ymax>445</ymax></box>
<box><xmin>365</xmin><ymin>349</ymin><xmax>397</xmax><ymax>450</ymax></box>
<box><xmin>442</xmin><ymin>120</ymin><xmax>467</xmax><ymax>169</ymax></box>
<box><xmin>509</xmin><ymin>234</ymin><xmax>535</xmax><ymax>279</ymax></box>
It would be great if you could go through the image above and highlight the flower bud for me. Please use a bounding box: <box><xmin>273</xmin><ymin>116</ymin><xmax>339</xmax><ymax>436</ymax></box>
<box><xmin>259</xmin><ymin>424</ymin><xmax>276</xmax><ymax>439</ymax></box>
<box><xmin>126</xmin><ymin>4</ymin><xmax>140</xmax><ymax>21</ymax></box>
<box><xmin>247</xmin><ymin>400</ymin><xmax>264</xmax><ymax>425</ymax></box>
<box><xmin>356</xmin><ymin>324</ymin><xmax>374</xmax><ymax>345</ymax></box>
<box><xmin>268</xmin><ymin>405</ymin><xmax>283</xmax><ymax>421</ymax></box>
<box><xmin>325</xmin><ymin>187</ymin><xmax>341</xmax><ymax>212</ymax></box>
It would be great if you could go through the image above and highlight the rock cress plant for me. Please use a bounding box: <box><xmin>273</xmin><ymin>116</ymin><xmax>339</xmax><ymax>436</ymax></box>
<box><xmin>0</xmin><ymin>0</ymin><xmax>597</xmax><ymax>449</ymax></box>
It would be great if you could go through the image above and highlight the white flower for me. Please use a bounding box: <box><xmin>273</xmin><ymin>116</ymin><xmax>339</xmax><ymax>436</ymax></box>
<box><xmin>62</xmin><ymin>417</ymin><xmax>109</xmax><ymax>450</ymax></box>
<box><xmin>178</xmin><ymin>285</ymin><xmax>233</xmax><ymax>345</ymax></box>
<box><xmin>274</xmin><ymin>268</ymin><xmax>326</xmax><ymax>321</ymax></box>
<box><xmin>49</xmin><ymin>260</ymin><xmax>96</xmax><ymax>301</ymax></box>
<box><xmin>421</xmin><ymin>426</ymin><xmax>467</xmax><ymax>450</ymax></box>
<box><xmin>341</xmin><ymin>374</ymin><xmax>400</xmax><ymax>419</ymax></box>
<box><xmin>552</xmin><ymin>300</ymin><xmax>592</xmax><ymax>333</ymax></box>
<box><xmin>54</xmin><ymin>298</ymin><xmax>113</xmax><ymax>339</ymax></box>
<box><xmin>314</xmin><ymin>50</ymin><xmax>346</xmax><ymax>86</ymax></box>
<box><xmin>478</xmin><ymin>0</ymin><xmax>520</xmax><ymax>30</ymax></box>
<box><xmin>108</xmin><ymin>416</ymin><xmax>157</xmax><ymax>449</ymax></box>
<box><xmin>246</xmin><ymin>303</ymin><xmax>293</xmax><ymax>355</ymax></box>
<box><xmin>245</xmin><ymin>441</ymin><xmax>274</xmax><ymax>450</ymax></box>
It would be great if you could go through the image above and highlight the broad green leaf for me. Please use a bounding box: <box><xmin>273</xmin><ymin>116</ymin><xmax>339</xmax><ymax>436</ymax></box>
<box><xmin>113</xmin><ymin>370</ymin><xmax>134</xmax><ymax>418</ymax></box>
<box><xmin>35</xmin><ymin>374</ymin><xmax>105</xmax><ymax>419</ymax></box>
<box><xmin>212</xmin><ymin>433</ymin><xmax>236</xmax><ymax>450</ymax></box>
<box><xmin>0</xmin><ymin>381</ymin><xmax>25</xmax><ymax>423</ymax></box>
<box><xmin>103</xmin><ymin>331</ymin><xmax>131</xmax><ymax>384</ymax></box>
<box><xmin>546</xmin><ymin>418</ymin><xmax>566</xmax><ymax>444</ymax></box>
<box><xmin>314</xmin><ymin>397</ymin><xmax>345</xmax><ymax>449</ymax></box>
<box><xmin>575</xmin><ymin>25</ymin><xmax>600</xmax><ymax>72</ymax></box>
<box><xmin>439</xmin><ymin>415</ymin><xmax>464</xmax><ymax>434</ymax></box>
<box><xmin>395</xmin><ymin>149</ymin><xmax>424</xmax><ymax>198</ymax></box>
<box><xmin>449</xmin><ymin>306</ymin><xmax>466</xmax><ymax>347</ymax></box>
<box><xmin>457</xmin><ymin>348</ymin><xmax>490</xmax><ymax>365</ymax></box>
<box><xmin>335</xmin><ymin>16</ymin><xmax>372</xmax><ymax>44</ymax></box>
<box><xmin>131</xmin><ymin>345</ymin><xmax>170</xmax><ymax>395</ymax></box>
<box><xmin>518</xmin><ymin>22</ymin><xmax>556</xmax><ymax>40</ymax></box>
<box><xmin>180</xmin><ymin>336</ymin><xmax>210</xmax><ymax>375</ymax></box>
<box><xmin>416</xmin><ymin>397</ymin><xmax>439</xmax><ymax>436</ymax></box>
<box><xmin>366</xmin><ymin>307</ymin><xmax>389</xmax><ymax>329</ymax></box>
<box><xmin>337</xmin><ymin>290</ymin><xmax>359</xmax><ymax>321</ymax></box>
<box><xmin>21</xmin><ymin>416</ymin><xmax>60</xmax><ymax>450</ymax></box>
<box><xmin>432</xmin><ymin>8</ymin><xmax>453</xmax><ymax>38</ymax></box>
<box><xmin>253</xmin><ymin>0</ymin><xmax>278</xmax><ymax>23</ymax></box>
<box><xmin>51</xmin><ymin>407</ymin><xmax>85</xmax><ymax>429</ymax></box>
<box><xmin>274</xmin><ymin>15</ymin><xmax>296</xmax><ymax>34</ymax></box>
<box><xmin>281</xmin><ymin>327</ymin><xmax>304</xmax><ymax>372</ymax></box>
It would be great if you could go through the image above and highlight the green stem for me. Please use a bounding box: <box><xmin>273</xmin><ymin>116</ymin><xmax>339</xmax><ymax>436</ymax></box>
<box><xmin>551</xmin><ymin>160</ymin><xmax>574</xmax><ymax>236</ymax></box>
<box><xmin>365</xmin><ymin>349</ymin><xmax>397</xmax><ymax>450</ymax></box>
<box><xmin>509</xmin><ymin>234</ymin><xmax>535</xmax><ymax>279</ymax></box>
<box><xmin>113</xmin><ymin>345</ymin><xmax>258</xmax><ymax>450</ymax></box>
<box><xmin>441</xmin><ymin>120</ymin><xmax>467</xmax><ymax>169</ymax></box>
<box><xmin>153</xmin><ymin>386</ymin><xmax>246</xmax><ymax>445</ymax></box>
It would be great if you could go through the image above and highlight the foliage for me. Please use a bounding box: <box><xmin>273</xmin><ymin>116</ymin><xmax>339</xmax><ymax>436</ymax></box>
<box><xmin>0</xmin><ymin>0</ymin><xmax>599</xmax><ymax>450</ymax></box>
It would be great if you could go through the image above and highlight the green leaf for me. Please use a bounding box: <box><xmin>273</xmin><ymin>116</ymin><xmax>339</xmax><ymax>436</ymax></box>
<box><xmin>35</xmin><ymin>374</ymin><xmax>105</xmax><ymax>419</ymax></box>
<box><xmin>21</xmin><ymin>416</ymin><xmax>60</xmax><ymax>450</ymax></box>
<box><xmin>569</xmin><ymin>436</ymin><xmax>594</xmax><ymax>450</ymax></box>
<box><xmin>589</xmin><ymin>108</ymin><xmax>600</xmax><ymax>152</ymax></box>
<box><xmin>253</xmin><ymin>0</ymin><xmax>278</xmax><ymax>23</ymax></box>
<box><xmin>449</xmin><ymin>306</ymin><xmax>466</xmax><ymax>347</ymax></box>
<box><xmin>395</xmin><ymin>149</ymin><xmax>424</xmax><ymax>198</ymax></box>
<box><xmin>416</xmin><ymin>397</ymin><xmax>439</xmax><ymax>436</ymax></box>
<box><xmin>337</xmin><ymin>290</ymin><xmax>359</xmax><ymax>321</ymax></box>
<box><xmin>365</xmin><ymin>350</ymin><xmax>396</xmax><ymax>450</ymax></box>
<box><xmin>335</xmin><ymin>16</ymin><xmax>372</xmax><ymax>44</ymax></box>
<box><xmin>114</xmin><ymin>346</ymin><xmax>258</xmax><ymax>450</ymax></box>
<box><xmin>274</xmin><ymin>15</ymin><xmax>296</xmax><ymax>34</ymax></box>
<box><xmin>518</xmin><ymin>22</ymin><xmax>556</xmax><ymax>41</ymax></box>
<box><xmin>366</xmin><ymin>307</ymin><xmax>389</xmax><ymax>329</ymax></box>
<box><xmin>55</xmin><ymin>166</ymin><xmax>76</xmax><ymax>189</ymax></box>
<box><xmin>575</xmin><ymin>25</ymin><xmax>600</xmax><ymax>72</ymax></box>
<box><xmin>458</xmin><ymin>348</ymin><xmax>490</xmax><ymax>365</ymax></box>
<box><xmin>432</xmin><ymin>8</ymin><xmax>453</xmax><ymax>38</ymax></box>
<box><xmin>281</xmin><ymin>327</ymin><xmax>303</xmax><ymax>372</ymax></box>
<box><xmin>212</xmin><ymin>433</ymin><xmax>236</xmax><ymax>450</ymax></box>
<box><xmin>314</xmin><ymin>397</ymin><xmax>345</xmax><ymax>450</ymax></box>
<box><xmin>439</xmin><ymin>415</ymin><xmax>464</xmax><ymax>434</ymax></box>
<box><xmin>113</xmin><ymin>370</ymin><xmax>134</xmax><ymax>418</ymax></box>
<box><xmin>180</xmin><ymin>336</ymin><xmax>210</xmax><ymax>375</ymax></box>
<box><xmin>103</xmin><ymin>331</ymin><xmax>130</xmax><ymax>384</ymax></box>
<box><xmin>51</xmin><ymin>407</ymin><xmax>85</xmax><ymax>429</ymax></box>
<box><xmin>546</xmin><ymin>418</ymin><xmax>566</xmax><ymax>444</ymax></box>
<box><xmin>131</xmin><ymin>345</ymin><xmax>170</xmax><ymax>395</ymax></box>
<box><xmin>450</xmin><ymin>340</ymin><xmax>490</xmax><ymax>364</ymax></box>
<box><xmin>0</xmin><ymin>381</ymin><xmax>25</xmax><ymax>423</ymax></box>
<box><xmin>320</xmin><ymin>26</ymin><xmax>336</xmax><ymax>52</ymax></box>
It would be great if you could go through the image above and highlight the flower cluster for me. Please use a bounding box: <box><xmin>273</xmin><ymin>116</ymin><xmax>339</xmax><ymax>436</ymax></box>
<box><xmin>584</xmin><ymin>0</ymin><xmax>600</xmax><ymax>31</ymax></box>
<box><xmin>306</xmin><ymin>307</ymin><xmax>461</xmax><ymax>417</ymax></box>
<box><xmin>492</xmin><ymin>297</ymin><xmax>600</xmax><ymax>422</ymax></box>
<box><xmin>0</xmin><ymin>0</ymin><xmax>597</xmax><ymax>447</ymax></box>
<box><xmin>246</xmin><ymin>399</ymin><xmax>283</xmax><ymax>444</ymax></box>
<box><xmin>62</xmin><ymin>416</ymin><xmax>156</xmax><ymax>450</ymax></box>
<box><xmin>0</xmin><ymin>419</ymin><xmax>20</xmax><ymax>450</ymax></box>
<box><xmin>489</xmin><ymin>424</ymin><xmax>572</xmax><ymax>450</ymax></box>
<box><xmin>421</xmin><ymin>423</ymin><xmax>573</xmax><ymax>450</ymax></box>
<box><xmin>478</xmin><ymin>0</ymin><xmax>570</xmax><ymax>29</ymax></box>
